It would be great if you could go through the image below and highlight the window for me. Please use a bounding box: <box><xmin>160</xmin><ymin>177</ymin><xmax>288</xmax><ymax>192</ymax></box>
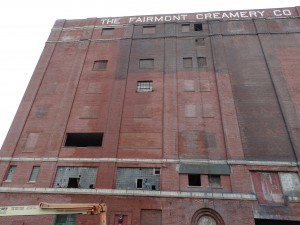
<box><xmin>54</xmin><ymin>167</ymin><xmax>97</xmax><ymax>189</ymax></box>
<box><xmin>29</xmin><ymin>166</ymin><xmax>40</xmax><ymax>182</ymax></box>
<box><xmin>208</xmin><ymin>175</ymin><xmax>221</xmax><ymax>188</ymax></box>
<box><xmin>93</xmin><ymin>60</ymin><xmax>108</xmax><ymax>70</ymax></box>
<box><xmin>188</xmin><ymin>174</ymin><xmax>201</xmax><ymax>186</ymax></box>
<box><xmin>5</xmin><ymin>166</ymin><xmax>16</xmax><ymax>181</ymax></box>
<box><xmin>102</xmin><ymin>28</ymin><xmax>114</xmax><ymax>35</ymax></box>
<box><xmin>136</xmin><ymin>178</ymin><xmax>143</xmax><ymax>189</ymax></box>
<box><xmin>183</xmin><ymin>57</ymin><xmax>193</xmax><ymax>68</ymax></box>
<box><xmin>153</xmin><ymin>168</ymin><xmax>160</xmax><ymax>175</ymax></box>
<box><xmin>64</xmin><ymin>133</ymin><xmax>103</xmax><ymax>147</ymax></box>
<box><xmin>54</xmin><ymin>214</ymin><xmax>76</xmax><ymax>225</ymax></box>
<box><xmin>139</xmin><ymin>59</ymin><xmax>154</xmax><ymax>69</ymax></box>
<box><xmin>143</xmin><ymin>25</ymin><xmax>156</xmax><ymax>34</ymax></box>
<box><xmin>197</xmin><ymin>57</ymin><xmax>207</xmax><ymax>67</ymax></box>
<box><xmin>137</xmin><ymin>81</ymin><xmax>153</xmax><ymax>92</ymax></box>
<box><xmin>195</xmin><ymin>38</ymin><xmax>205</xmax><ymax>47</ymax></box>
<box><xmin>182</xmin><ymin>24</ymin><xmax>190</xmax><ymax>32</ymax></box>
<box><xmin>194</xmin><ymin>23</ymin><xmax>203</xmax><ymax>31</ymax></box>
<box><xmin>116</xmin><ymin>168</ymin><xmax>161</xmax><ymax>191</ymax></box>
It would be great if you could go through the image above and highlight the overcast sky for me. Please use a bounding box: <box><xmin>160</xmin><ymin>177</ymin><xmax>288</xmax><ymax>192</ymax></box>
<box><xmin>0</xmin><ymin>0</ymin><xmax>299</xmax><ymax>148</ymax></box>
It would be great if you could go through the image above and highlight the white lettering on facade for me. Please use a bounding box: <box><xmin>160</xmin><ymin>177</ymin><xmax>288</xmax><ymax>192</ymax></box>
<box><xmin>100</xmin><ymin>9</ymin><xmax>292</xmax><ymax>25</ymax></box>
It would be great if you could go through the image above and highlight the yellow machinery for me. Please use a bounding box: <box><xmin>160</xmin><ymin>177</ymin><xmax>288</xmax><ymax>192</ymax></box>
<box><xmin>0</xmin><ymin>202</ymin><xmax>107</xmax><ymax>225</ymax></box>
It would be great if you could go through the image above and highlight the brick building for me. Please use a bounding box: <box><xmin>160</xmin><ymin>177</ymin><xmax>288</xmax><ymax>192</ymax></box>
<box><xmin>1</xmin><ymin>6</ymin><xmax>300</xmax><ymax>225</ymax></box>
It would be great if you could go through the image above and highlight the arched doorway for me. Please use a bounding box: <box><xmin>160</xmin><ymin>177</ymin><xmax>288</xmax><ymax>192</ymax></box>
<box><xmin>191</xmin><ymin>208</ymin><xmax>225</xmax><ymax>225</ymax></box>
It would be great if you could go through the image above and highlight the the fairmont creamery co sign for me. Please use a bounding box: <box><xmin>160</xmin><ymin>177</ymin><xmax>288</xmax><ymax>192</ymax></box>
<box><xmin>99</xmin><ymin>7</ymin><xmax>296</xmax><ymax>25</ymax></box>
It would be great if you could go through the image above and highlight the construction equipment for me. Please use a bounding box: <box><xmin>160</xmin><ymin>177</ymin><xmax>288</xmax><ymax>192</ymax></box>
<box><xmin>0</xmin><ymin>202</ymin><xmax>107</xmax><ymax>225</ymax></box>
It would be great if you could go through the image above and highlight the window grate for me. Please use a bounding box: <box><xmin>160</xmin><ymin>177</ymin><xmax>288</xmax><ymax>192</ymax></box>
<box><xmin>197</xmin><ymin>57</ymin><xmax>207</xmax><ymax>67</ymax></box>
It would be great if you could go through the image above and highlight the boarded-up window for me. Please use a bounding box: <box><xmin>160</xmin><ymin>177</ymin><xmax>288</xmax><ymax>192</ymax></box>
<box><xmin>93</xmin><ymin>60</ymin><xmax>108</xmax><ymax>70</ymax></box>
<box><xmin>143</xmin><ymin>26</ymin><xmax>156</xmax><ymax>34</ymax></box>
<box><xmin>251</xmin><ymin>172</ymin><xmax>284</xmax><ymax>204</ymax></box>
<box><xmin>208</xmin><ymin>175</ymin><xmax>221</xmax><ymax>188</ymax></box>
<box><xmin>196</xmin><ymin>38</ymin><xmax>205</xmax><ymax>47</ymax></box>
<box><xmin>80</xmin><ymin>106</ymin><xmax>97</xmax><ymax>119</ymax></box>
<box><xmin>197</xmin><ymin>57</ymin><xmax>207</xmax><ymax>67</ymax></box>
<box><xmin>141</xmin><ymin>209</ymin><xmax>162</xmax><ymax>225</ymax></box>
<box><xmin>139</xmin><ymin>59</ymin><xmax>154</xmax><ymax>69</ymax></box>
<box><xmin>23</xmin><ymin>133</ymin><xmax>39</xmax><ymax>152</ymax></box>
<box><xmin>86</xmin><ymin>82</ymin><xmax>103</xmax><ymax>94</ymax></box>
<box><xmin>185</xmin><ymin>104</ymin><xmax>197</xmax><ymax>118</ymax></box>
<box><xmin>199</xmin><ymin>80</ymin><xmax>210</xmax><ymax>92</ymax></box>
<box><xmin>182</xmin><ymin>24</ymin><xmax>190</xmax><ymax>32</ymax></box>
<box><xmin>29</xmin><ymin>166</ymin><xmax>40</xmax><ymax>182</ymax></box>
<box><xmin>183</xmin><ymin>57</ymin><xmax>193</xmax><ymax>68</ymax></box>
<box><xmin>102</xmin><ymin>28</ymin><xmax>114</xmax><ymax>35</ymax></box>
<box><xmin>184</xmin><ymin>80</ymin><xmax>195</xmax><ymax>92</ymax></box>
<box><xmin>279</xmin><ymin>172</ymin><xmax>300</xmax><ymax>195</ymax></box>
<box><xmin>35</xmin><ymin>105</ymin><xmax>48</xmax><ymax>118</ymax></box>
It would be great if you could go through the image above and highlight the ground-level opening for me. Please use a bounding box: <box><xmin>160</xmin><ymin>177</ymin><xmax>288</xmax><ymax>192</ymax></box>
<box><xmin>255</xmin><ymin>219</ymin><xmax>300</xmax><ymax>225</ymax></box>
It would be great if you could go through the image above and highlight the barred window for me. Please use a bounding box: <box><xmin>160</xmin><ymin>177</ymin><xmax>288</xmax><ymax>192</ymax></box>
<box><xmin>137</xmin><ymin>81</ymin><xmax>153</xmax><ymax>92</ymax></box>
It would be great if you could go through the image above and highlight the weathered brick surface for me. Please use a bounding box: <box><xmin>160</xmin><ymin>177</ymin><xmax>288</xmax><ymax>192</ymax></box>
<box><xmin>1</xmin><ymin>6</ymin><xmax>300</xmax><ymax>225</ymax></box>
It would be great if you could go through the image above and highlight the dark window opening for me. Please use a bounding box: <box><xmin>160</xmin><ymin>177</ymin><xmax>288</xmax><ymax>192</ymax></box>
<box><xmin>188</xmin><ymin>174</ymin><xmax>201</xmax><ymax>186</ymax></box>
<box><xmin>208</xmin><ymin>175</ymin><xmax>221</xmax><ymax>188</ymax></box>
<box><xmin>194</xmin><ymin>23</ymin><xmax>203</xmax><ymax>31</ymax></box>
<box><xmin>182</xmin><ymin>24</ymin><xmax>190</xmax><ymax>32</ymax></box>
<box><xmin>102</xmin><ymin>28</ymin><xmax>114</xmax><ymax>35</ymax></box>
<box><xmin>152</xmin><ymin>185</ymin><xmax>156</xmax><ymax>190</ymax></box>
<box><xmin>64</xmin><ymin>133</ymin><xmax>103</xmax><ymax>147</ymax></box>
<box><xmin>67</xmin><ymin>177</ymin><xmax>80</xmax><ymax>188</ymax></box>
<box><xmin>137</xmin><ymin>178</ymin><xmax>143</xmax><ymax>188</ymax></box>
<box><xmin>153</xmin><ymin>168</ymin><xmax>160</xmax><ymax>175</ymax></box>
<box><xmin>139</xmin><ymin>59</ymin><xmax>154</xmax><ymax>69</ymax></box>
<box><xmin>197</xmin><ymin>57</ymin><xmax>207</xmax><ymax>67</ymax></box>
<box><xmin>143</xmin><ymin>25</ymin><xmax>156</xmax><ymax>34</ymax></box>
<box><xmin>93</xmin><ymin>60</ymin><xmax>108</xmax><ymax>70</ymax></box>
<box><xmin>255</xmin><ymin>219</ymin><xmax>300</xmax><ymax>225</ymax></box>
<box><xmin>195</xmin><ymin>38</ymin><xmax>205</xmax><ymax>46</ymax></box>
<box><xmin>183</xmin><ymin>57</ymin><xmax>193</xmax><ymax>68</ymax></box>
<box><xmin>137</xmin><ymin>81</ymin><xmax>153</xmax><ymax>92</ymax></box>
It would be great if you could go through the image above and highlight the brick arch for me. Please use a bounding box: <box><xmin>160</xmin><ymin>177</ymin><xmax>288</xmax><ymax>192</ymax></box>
<box><xmin>191</xmin><ymin>208</ymin><xmax>225</xmax><ymax>225</ymax></box>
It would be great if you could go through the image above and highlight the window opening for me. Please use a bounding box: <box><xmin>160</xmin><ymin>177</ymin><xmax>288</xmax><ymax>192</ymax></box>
<box><xmin>188</xmin><ymin>174</ymin><xmax>201</xmax><ymax>186</ymax></box>
<box><xmin>93</xmin><ymin>60</ymin><xmax>108</xmax><ymax>70</ymax></box>
<box><xmin>102</xmin><ymin>28</ymin><xmax>114</xmax><ymax>35</ymax></box>
<box><xmin>64</xmin><ymin>133</ymin><xmax>103</xmax><ymax>147</ymax></box>
<box><xmin>182</xmin><ymin>24</ymin><xmax>190</xmax><ymax>32</ymax></box>
<box><xmin>197</xmin><ymin>57</ymin><xmax>207</xmax><ymax>67</ymax></box>
<box><xmin>137</xmin><ymin>81</ymin><xmax>153</xmax><ymax>93</ymax></box>
<box><xmin>139</xmin><ymin>59</ymin><xmax>154</xmax><ymax>69</ymax></box>
<box><xmin>143</xmin><ymin>25</ymin><xmax>156</xmax><ymax>34</ymax></box>
<box><xmin>29</xmin><ymin>166</ymin><xmax>40</xmax><ymax>182</ymax></box>
<box><xmin>54</xmin><ymin>214</ymin><xmax>76</xmax><ymax>225</ymax></box>
<box><xmin>136</xmin><ymin>178</ymin><xmax>143</xmax><ymax>189</ymax></box>
<box><xmin>195</xmin><ymin>38</ymin><xmax>205</xmax><ymax>46</ymax></box>
<box><xmin>5</xmin><ymin>166</ymin><xmax>16</xmax><ymax>181</ymax></box>
<box><xmin>67</xmin><ymin>177</ymin><xmax>80</xmax><ymax>188</ymax></box>
<box><xmin>194</xmin><ymin>23</ymin><xmax>203</xmax><ymax>31</ymax></box>
<box><xmin>208</xmin><ymin>175</ymin><xmax>221</xmax><ymax>188</ymax></box>
<box><xmin>153</xmin><ymin>168</ymin><xmax>160</xmax><ymax>175</ymax></box>
<box><xmin>183</xmin><ymin>57</ymin><xmax>193</xmax><ymax>68</ymax></box>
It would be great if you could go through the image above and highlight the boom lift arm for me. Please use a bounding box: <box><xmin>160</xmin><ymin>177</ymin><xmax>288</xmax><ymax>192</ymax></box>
<box><xmin>0</xmin><ymin>202</ymin><xmax>107</xmax><ymax>225</ymax></box>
